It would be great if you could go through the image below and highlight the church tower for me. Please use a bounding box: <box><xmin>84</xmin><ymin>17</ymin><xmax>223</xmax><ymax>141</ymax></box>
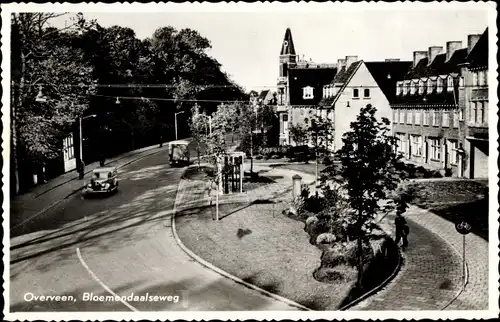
<box><xmin>277</xmin><ymin>28</ymin><xmax>297</xmax><ymax>145</ymax></box>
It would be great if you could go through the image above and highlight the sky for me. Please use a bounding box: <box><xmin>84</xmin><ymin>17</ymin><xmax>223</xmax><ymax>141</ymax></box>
<box><xmin>42</xmin><ymin>3</ymin><xmax>492</xmax><ymax>92</ymax></box>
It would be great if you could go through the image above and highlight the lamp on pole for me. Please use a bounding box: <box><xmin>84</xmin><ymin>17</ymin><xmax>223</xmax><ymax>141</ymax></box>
<box><xmin>79</xmin><ymin>114</ymin><xmax>96</xmax><ymax>163</ymax></box>
<box><xmin>175</xmin><ymin>111</ymin><xmax>185</xmax><ymax>141</ymax></box>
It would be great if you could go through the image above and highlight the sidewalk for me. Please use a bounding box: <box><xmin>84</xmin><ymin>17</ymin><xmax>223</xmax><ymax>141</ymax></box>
<box><xmin>351</xmin><ymin>206</ymin><xmax>488</xmax><ymax>311</ymax></box>
<box><xmin>10</xmin><ymin>142</ymin><xmax>172</xmax><ymax>231</ymax></box>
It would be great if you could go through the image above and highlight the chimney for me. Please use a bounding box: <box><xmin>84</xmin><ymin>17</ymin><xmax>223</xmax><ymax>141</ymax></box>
<box><xmin>428</xmin><ymin>46</ymin><xmax>443</xmax><ymax>65</ymax></box>
<box><xmin>446</xmin><ymin>41</ymin><xmax>462</xmax><ymax>61</ymax></box>
<box><xmin>345</xmin><ymin>55</ymin><xmax>358</xmax><ymax>69</ymax></box>
<box><xmin>467</xmin><ymin>34</ymin><xmax>481</xmax><ymax>54</ymax></box>
<box><xmin>385</xmin><ymin>58</ymin><xmax>401</xmax><ymax>62</ymax></box>
<box><xmin>413</xmin><ymin>51</ymin><xmax>428</xmax><ymax>68</ymax></box>
<box><xmin>337</xmin><ymin>58</ymin><xmax>346</xmax><ymax>70</ymax></box>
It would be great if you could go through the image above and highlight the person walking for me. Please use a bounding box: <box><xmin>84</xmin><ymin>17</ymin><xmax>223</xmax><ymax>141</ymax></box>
<box><xmin>77</xmin><ymin>159</ymin><xmax>85</xmax><ymax>180</ymax></box>
<box><xmin>395</xmin><ymin>213</ymin><xmax>409</xmax><ymax>251</ymax></box>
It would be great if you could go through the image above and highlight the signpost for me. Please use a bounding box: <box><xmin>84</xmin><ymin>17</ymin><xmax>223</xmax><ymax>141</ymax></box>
<box><xmin>455</xmin><ymin>220</ymin><xmax>472</xmax><ymax>285</ymax></box>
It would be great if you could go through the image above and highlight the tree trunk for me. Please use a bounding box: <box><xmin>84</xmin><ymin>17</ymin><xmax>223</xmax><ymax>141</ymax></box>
<box><xmin>356</xmin><ymin>211</ymin><xmax>364</xmax><ymax>290</ymax></box>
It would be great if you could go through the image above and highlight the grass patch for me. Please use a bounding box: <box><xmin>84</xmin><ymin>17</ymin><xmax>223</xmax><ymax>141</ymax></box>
<box><xmin>176</xmin><ymin>200</ymin><xmax>356</xmax><ymax>310</ymax></box>
<box><xmin>409</xmin><ymin>180</ymin><xmax>489</xmax><ymax>240</ymax></box>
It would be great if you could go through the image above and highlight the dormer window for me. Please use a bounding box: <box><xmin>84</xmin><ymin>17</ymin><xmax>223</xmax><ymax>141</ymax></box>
<box><xmin>303</xmin><ymin>86</ymin><xmax>314</xmax><ymax>99</ymax></box>
<box><xmin>447</xmin><ymin>76</ymin><xmax>454</xmax><ymax>92</ymax></box>
<box><xmin>418</xmin><ymin>79</ymin><xmax>425</xmax><ymax>95</ymax></box>
<box><xmin>410</xmin><ymin>80</ymin><xmax>417</xmax><ymax>95</ymax></box>
<box><xmin>353</xmin><ymin>88</ymin><xmax>359</xmax><ymax>98</ymax></box>
<box><xmin>403</xmin><ymin>81</ymin><xmax>409</xmax><ymax>96</ymax></box>
<box><xmin>437</xmin><ymin>77</ymin><xmax>444</xmax><ymax>93</ymax></box>
<box><xmin>396</xmin><ymin>81</ymin><xmax>402</xmax><ymax>96</ymax></box>
<box><xmin>427</xmin><ymin>78</ymin><xmax>434</xmax><ymax>94</ymax></box>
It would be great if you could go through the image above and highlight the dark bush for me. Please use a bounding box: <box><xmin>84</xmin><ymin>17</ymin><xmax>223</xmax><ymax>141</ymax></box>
<box><xmin>322</xmin><ymin>155</ymin><xmax>333</xmax><ymax>166</ymax></box>
<box><xmin>444</xmin><ymin>168</ymin><xmax>453</xmax><ymax>177</ymax></box>
<box><xmin>255</xmin><ymin>155</ymin><xmax>263</xmax><ymax>160</ymax></box>
<box><xmin>432</xmin><ymin>170</ymin><xmax>443</xmax><ymax>178</ymax></box>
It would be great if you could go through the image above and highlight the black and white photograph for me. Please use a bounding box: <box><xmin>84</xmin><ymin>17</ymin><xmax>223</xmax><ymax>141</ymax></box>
<box><xmin>2</xmin><ymin>2</ymin><xmax>498</xmax><ymax>320</ymax></box>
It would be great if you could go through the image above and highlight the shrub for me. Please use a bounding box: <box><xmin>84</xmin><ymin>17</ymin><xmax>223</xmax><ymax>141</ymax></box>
<box><xmin>322</xmin><ymin>155</ymin><xmax>332</xmax><ymax>166</ymax></box>
<box><xmin>316</xmin><ymin>233</ymin><xmax>336</xmax><ymax>245</ymax></box>
<box><xmin>305</xmin><ymin>215</ymin><xmax>319</xmax><ymax>226</ymax></box>
<box><xmin>432</xmin><ymin>170</ymin><xmax>443</xmax><ymax>178</ymax></box>
<box><xmin>314</xmin><ymin>264</ymin><xmax>357</xmax><ymax>284</ymax></box>
<box><xmin>255</xmin><ymin>155</ymin><xmax>263</xmax><ymax>160</ymax></box>
<box><xmin>444</xmin><ymin>168</ymin><xmax>453</xmax><ymax>177</ymax></box>
<box><xmin>289</xmin><ymin>196</ymin><xmax>306</xmax><ymax>217</ymax></box>
<box><xmin>271</xmin><ymin>154</ymin><xmax>281</xmax><ymax>159</ymax></box>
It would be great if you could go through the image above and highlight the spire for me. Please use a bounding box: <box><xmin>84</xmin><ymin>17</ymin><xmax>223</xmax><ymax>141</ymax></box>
<box><xmin>280</xmin><ymin>28</ymin><xmax>296</xmax><ymax>56</ymax></box>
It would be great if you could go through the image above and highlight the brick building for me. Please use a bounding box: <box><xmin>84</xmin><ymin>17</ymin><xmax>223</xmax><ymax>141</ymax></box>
<box><xmin>276</xmin><ymin>28</ymin><xmax>337</xmax><ymax>145</ymax></box>
<box><xmin>391</xmin><ymin>28</ymin><xmax>488</xmax><ymax>178</ymax></box>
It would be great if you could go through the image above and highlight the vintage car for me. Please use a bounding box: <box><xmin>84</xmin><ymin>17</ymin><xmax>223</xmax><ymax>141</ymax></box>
<box><xmin>83</xmin><ymin>166</ymin><xmax>118</xmax><ymax>197</ymax></box>
<box><xmin>168</xmin><ymin>140</ymin><xmax>191</xmax><ymax>165</ymax></box>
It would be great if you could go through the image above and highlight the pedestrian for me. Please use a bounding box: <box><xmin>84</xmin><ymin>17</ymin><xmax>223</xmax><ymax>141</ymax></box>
<box><xmin>78</xmin><ymin>160</ymin><xmax>85</xmax><ymax>180</ymax></box>
<box><xmin>395</xmin><ymin>212</ymin><xmax>409</xmax><ymax>251</ymax></box>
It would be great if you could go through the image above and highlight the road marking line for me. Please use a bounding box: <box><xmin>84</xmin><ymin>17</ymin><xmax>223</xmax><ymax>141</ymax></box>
<box><xmin>76</xmin><ymin>247</ymin><xmax>138</xmax><ymax>312</ymax></box>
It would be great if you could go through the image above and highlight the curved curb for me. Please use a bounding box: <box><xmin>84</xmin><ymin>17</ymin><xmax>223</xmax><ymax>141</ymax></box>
<box><xmin>338</xmin><ymin>232</ymin><xmax>404</xmax><ymax>311</ymax></box>
<box><xmin>169</xmin><ymin>170</ymin><xmax>312</xmax><ymax>311</ymax></box>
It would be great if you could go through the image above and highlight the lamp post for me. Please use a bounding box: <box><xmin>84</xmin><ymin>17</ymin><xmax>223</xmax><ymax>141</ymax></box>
<box><xmin>175</xmin><ymin>111</ymin><xmax>185</xmax><ymax>140</ymax></box>
<box><xmin>79</xmin><ymin>114</ymin><xmax>96</xmax><ymax>163</ymax></box>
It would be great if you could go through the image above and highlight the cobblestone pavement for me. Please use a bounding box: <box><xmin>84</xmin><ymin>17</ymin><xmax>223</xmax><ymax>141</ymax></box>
<box><xmin>406</xmin><ymin>206</ymin><xmax>489</xmax><ymax>310</ymax></box>
<box><xmin>353</xmin><ymin>212</ymin><xmax>463</xmax><ymax>310</ymax></box>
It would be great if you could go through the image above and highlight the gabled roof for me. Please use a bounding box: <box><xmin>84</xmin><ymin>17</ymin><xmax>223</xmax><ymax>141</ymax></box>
<box><xmin>259</xmin><ymin>89</ymin><xmax>270</xmax><ymax>101</ymax></box>
<box><xmin>365</xmin><ymin>61</ymin><xmax>412</xmax><ymax>104</ymax></box>
<box><xmin>280</xmin><ymin>28</ymin><xmax>296</xmax><ymax>56</ymax></box>
<box><xmin>405</xmin><ymin>48</ymin><xmax>468</xmax><ymax>79</ymax></box>
<box><xmin>319</xmin><ymin>61</ymin><xmax>363</xmax><ymax>106</ymax></box>
<box><xmin>467</xmin><ymin>28</ymin><xmax>488</xmax><ymax>69</ymax></box>
<box><xmin>288</xmin><ymin>66</ymin><xmax>337</xmax><ymax>106</ymax></box>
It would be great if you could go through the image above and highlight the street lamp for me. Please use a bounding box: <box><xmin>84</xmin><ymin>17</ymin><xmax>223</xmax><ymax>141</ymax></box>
<box><xmin>79</xmin><ymin>114</ymin><xmax>97</xmax><ymax>163</ymax></box>
<box><xmin>175</xmin><ymin>111</ymin><xmax>185</xmax><ymax>140</ymax></box>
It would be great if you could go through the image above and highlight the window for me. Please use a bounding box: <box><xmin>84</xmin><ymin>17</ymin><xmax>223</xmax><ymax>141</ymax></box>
<box><xmin>396</xmin><ymin>133</ymin><xmax>406</xmax><ymax>154</ymax></box>
<box><xmin>407</xmin><ymin>111</ymin><xmax>413</xmax><ymax>125</ymax></box>
<box><xmin>393</xmin><ymin>110</ymin><xmax>398</xmax><ymax>124</ymax></box>
<box><xmin>427</xmin><ymin>78</ymin><xmax>434</xmax><ymax>94</ymax></box>
<box><xmin>303</xmin><ymin>86</ymin><xmax>314</xmax><ymax>99</ymax></box>
<box><xmin>442</xmin><ymin>111</ymin><xmax>449</xmax><ymax>127</ymax></box>
<box><xmin>353</xmin><ymin>88</ymin><xmax>359</xmax><ymax>98</ymax></box>
<box><xmin>472</xmin><ymin>72</ymin><xmax>478</xmax><ymax>86</ymax></box>
<box><xmin>399</xmin><ymin>110</ymin><xmax>405</xmax><ymax>124</ymax></box>
<box><xmin>418</xmin><ymin>79</ymin><xmax>425</xmax><ymax>95</ymax></box>
<box><xmin>470</xmin><ymin>102</ymin><xmax>477</xmax><ymax>123</ymax></box>
<box><xmin>430</xmin><ymin>138</ymin><xmax>441</xmax><ymax>160</ymax></box>
<box><xmin>432</xmin><ymin>110</ymin><xmax>439</xmax><ymax>126</ymax></box>
<box><xmin>414</xmin><ymin>110</ymin><xmax>421</xmax><ymax>125</ymax></box>
<box><xmin>453</xmin><ymin>110</ymin><xmax>459</xmax><ymax>128</ymax></box>
<box><xmin>403</xmin><ymin>81</ymin><xmax>409</xmax><ymax>95</ymax></box>
<box><xmin>410</xmin><ymin>80</ymin><xmax>417</xmax><ymax>95</ymax></box>
<box><xmin>477</xmin><ymin>101</ymin><xmax>485</xmax><ymax>124</ymax></box>
<box><xmin>447</xmin><ymin>76</ymin><xmax>454</xmax><ymax>92</ymax></box>
<box><xmin>282</xmin><ymin>114</ymin><xmax>288</xmax><ymax>132</ymax></box>
<box><xmin>283</xmin><ymin>114</ymin><xmax>288</xmax><ymax>122</ymax></box>
<box><xmin>396</xmin><ymin>82</ymin><xmax>402</xmax><ymax>96</ymax></box>
<box><xmin>411</xmin><ymin>135</ymin><xmax>423</xmax><ymax>156</ymax></box>
<box><xmin>478</xmin><ymin>70</ymin><xmax>486</xmax><ymax>86</ymax></box>
<box><xmin>448</xmin><ymin>140</ymin><xmax>458</xmax><ymax>165</ymax></box>
<box><xmin>437</xmin><ymin>77</ymin><xmax>444</xmax><ymax>93</ymax></box>
<box><xmin>423</xmin><ymin>111</ymin><xmax>430</xmax><ymax>126</ymax></box>
<box><xmin>484</xmin><ymin>101</ymin><xmax>489</xmax><ymax>125</ymax></box>
<box><xmin>459</xmin><ymin>108</ymin><xmax>464</xmax><ymax>121</ymax></box>
<box><xmin>363</xmin><ymin>88</ymin><xmax>370</xmax><ymax>98</ymax></box>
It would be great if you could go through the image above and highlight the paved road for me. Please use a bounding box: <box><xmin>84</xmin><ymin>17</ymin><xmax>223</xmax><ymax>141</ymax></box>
<box><xmin>10</xmin><ymin>150</ymin><xmax>295</xmax><ymax>312</ymax></box>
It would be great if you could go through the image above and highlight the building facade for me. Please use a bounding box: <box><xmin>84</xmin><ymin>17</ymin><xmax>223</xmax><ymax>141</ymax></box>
<box><xmin>320</xmin><ymin>57</ymin><xmax>411</xmax><ymax>151</ymax></box>
<box><xmin>276</xmin><ymin>28</ymin><xmax>337</xmax><ymax>145</ymax></box>
<box><xmin>462</xmin><ymin>29</ymin><xmax>489</xmax><ymax>178</ymax></box>
<box><xmin>391</xmin><ymin>29</ymin><xmax>488</xmax><ymax>178</ymax></box>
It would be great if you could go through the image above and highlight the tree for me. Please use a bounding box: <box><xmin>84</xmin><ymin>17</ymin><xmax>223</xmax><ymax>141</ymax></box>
<box><xmin>237</xmin><ymin>102</ymin><xmax>258</xmax><ymax>173</ymax></box>
<box><xmin>11</xmin><ymin>13</ymin><xmax>97</xmax><ymax>193</ymax></box>
<box><xmin>307</xmin><ymin>111</ymin><xmax>334</xmax><ymax>193</ymax></box>
<box><xmin>204</xmin><ymin>104</ymin><xmax>232</xmax><ymax>220</ymax></box>
<box><xmin>289</xmin><ymin>123</ymin><xmax>308</xmax><ymax>146</ymax></box>
<box><xmin>189</xmin><ymin>104</ymin><xmax>210</xmax><ymax>168</ymax></box>
<box><xmin>321</xmin><ymin>104</ymin><xmax>408</xmax><ymax>288</ymax></box>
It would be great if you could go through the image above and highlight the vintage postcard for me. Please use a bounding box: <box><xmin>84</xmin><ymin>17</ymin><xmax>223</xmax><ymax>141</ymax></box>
<box><xmin>2</xmin><ymin>2</ymin><xmax>498</xmax><ymax>320</ymax></box>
